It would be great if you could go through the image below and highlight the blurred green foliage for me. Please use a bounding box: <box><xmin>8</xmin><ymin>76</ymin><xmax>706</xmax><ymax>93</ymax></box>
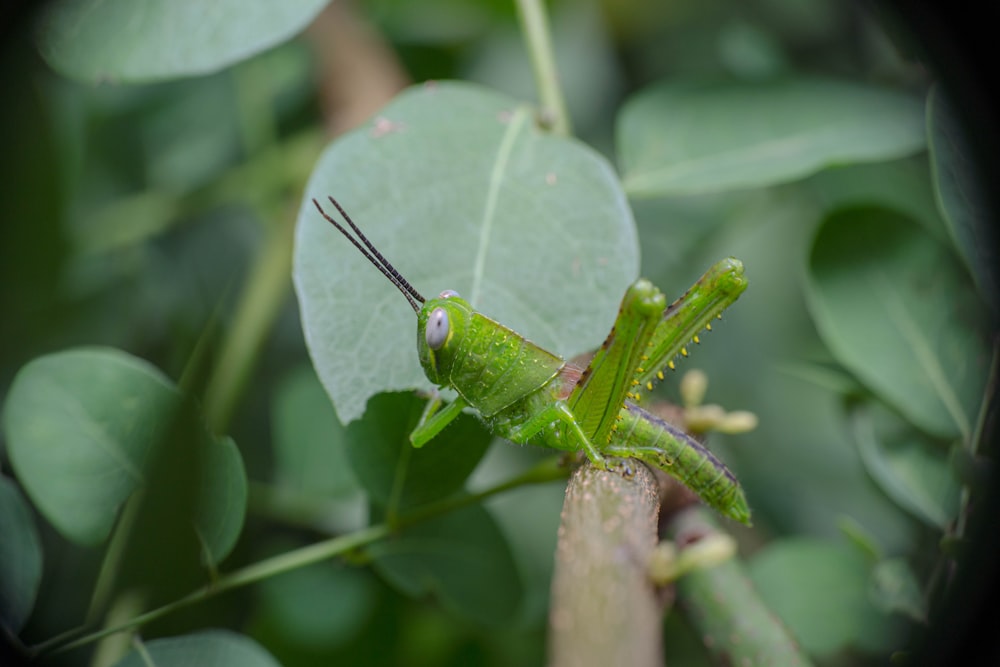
<box><xmin>0</xmin><ymin>0</ymin><xmax>994</xmax><ymax>665</ymax></box>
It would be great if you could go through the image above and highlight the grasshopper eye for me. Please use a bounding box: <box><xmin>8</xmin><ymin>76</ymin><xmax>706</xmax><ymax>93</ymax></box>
<box><xmin>426</xmin><ymin>307</ymin><xmax>449</xmax><ymax>350</ymax></box>
<box><xmin>439</xmin><ymin>290</ymin><xmax>460</xmax><ymax>299</ymax></box>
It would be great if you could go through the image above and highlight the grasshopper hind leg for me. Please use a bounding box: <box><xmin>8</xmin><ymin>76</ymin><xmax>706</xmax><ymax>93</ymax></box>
<box><xmin>606</xmin><ymin>404</ymin><xmax>752</xmax><ymax>525</ymax></box>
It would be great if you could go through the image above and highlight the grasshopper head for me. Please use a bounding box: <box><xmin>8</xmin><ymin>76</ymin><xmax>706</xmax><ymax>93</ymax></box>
<box><xmin>417</xmin><ymin>290</ymin><xmax>475</xmax><ymax>385</ymax></box>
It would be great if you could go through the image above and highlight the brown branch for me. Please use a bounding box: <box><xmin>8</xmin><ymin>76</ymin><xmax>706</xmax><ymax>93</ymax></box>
<box><xmin>548</xmin><ymin>461</ymin><xmax>666</xmax><ymax>667</ymax></box>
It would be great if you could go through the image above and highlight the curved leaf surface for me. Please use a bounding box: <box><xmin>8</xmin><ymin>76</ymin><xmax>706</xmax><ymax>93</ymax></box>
<box><xmin>850</xmin><ymin>405</ymin><xmax>960</xmax><ymax>529</ymax></box>
<box><xmin>618</xmin><ymin>78</ymin><xmax>925</xmax><ymax>196</ymax></box>
<box><xmin>0</xmin><ymin>477</ymin><xmax>42</xmax><ymax>634</ymax></box>
<box><xmin>113</xmin><ymin>630</ymin><xmax>280</xmax><ymax>667</ymax></box>
<box><xmin>370</xmin><ymin>503</ymin><xmax>521</xmax><ymax>626</ymax></box>
<box><xmin>195</xmin><ymin>436</ymin><xmax>248</xmax><ymax>567</ymax></box>
<box><xmin>37</xmin><ymin>0</ymin><xmax>328</xmax><ymax>84</ymax></box>
<box><xmin>295</xmin><ymin>82</ymin><xmax>638</xmax><ymax>424</ymax></box>
<box><xmin>927</xmin><ymin>85</ymin><xmax>999</xmax><ymax>309</ymax></box>
<box><xmin>3</xmin><ymin>348</ymin><xmax>247</xmax><ymax>565</ymax></box>
<box><xmin>869</xmin><ymin>557</ymin><xmax>927</xmax><ymax>623</ymax></box>
<box><xmin>3</xmin><ymin>347</ymin><xmax>179</xmax><ymax>544</ymax></box>
<box><xmin>344</xmin><ymin>392</ymin><xmax>492</xmax><ymax>510</ymax></box>
<box><xmin>805</xmin><ymin>208</ymin><xmax>989</xmax><ymax>440</ymax></box>
<box><xmin>748</xmin><ymin>538</ymin><xmax>895</xmax><ymax>656</ymax></box>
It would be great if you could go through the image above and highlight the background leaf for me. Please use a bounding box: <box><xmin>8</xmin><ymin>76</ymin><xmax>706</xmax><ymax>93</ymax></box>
<box><xmin>617</xmin><ymin>78</ymin><xmax>925</xmax><ymax>196</ymax></box>
<box><xmin>805</xmin><ymin>207</ymin><xmax>989</xmax><ymax>440</ymax></box>
<box><xmin>37</xmin><ymin>0</ymin><xmax>329</xmax><ymax>84</ymax></box>
<box><xmin>294</xmin><ymin>81</ymin><xmax>639</xmax><ymax>424</ymax></box>
<box><xmin>345</xmin><ymin>392</ymin><xmax>492</xmax><ymax>510</ymax></box>
<box><xmin>748</xmin><ymin>538</ymin><xmax>900</xmax><ymax>656</ymax></box>
<box><xmin>271</xmin><ymin>365</ymin><xmax>361</xmax><ymax>500</ymax></box>
<box><xmin>926</xmin><ymin>85</ymin><xmax>999</xmax><ymax>309</ymax></box>
<box><xmin>370</xmin><ymin>503</ymin><xmax>522</xmax><ymax>626</ymax></box>
<box><xmin>0</xmin><ymin>476</ymin><xmax>42</xmax><ymax>634</ymax></box>
<box><xmin>113</xmin><ymin>629</ymin><xmax>280</xmax><ymax>667</ymax></box>
<box><xmin>195</xmin><ymin>436</ymin><xmax>248</xmax><ymax>568</ymax></box>
<box><xmin>850</xmin><ymin>404</ymin><xmax>961</xmax><ymax>528</ymax></box>
<box><xmin>2</xmin><ymin>347</ymin><xmax>247</xmax><ymax>566</ymax></box>
<box><xmin>869</xmin><ymin>557</ymin><xmax>927</xmax><ymax>623</ymax></box>
<box><xmin>3</xmin><ymin>347</ymin><xmax>180</xmax><ymax>544</ymax></box>
<box><xmin>252</xmin><ymin>543</ymin><xmax>379</xmax><ymax>649</ymax></box>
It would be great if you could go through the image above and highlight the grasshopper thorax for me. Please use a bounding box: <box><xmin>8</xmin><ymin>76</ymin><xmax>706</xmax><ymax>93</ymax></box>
<box><xmin>417</xmin><ymin>290</ymin><xmax>475</xmax><ymax>385</ymax></box>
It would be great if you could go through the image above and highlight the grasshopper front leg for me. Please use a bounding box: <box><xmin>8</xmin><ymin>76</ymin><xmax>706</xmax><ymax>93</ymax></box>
<box><xmin>503</xmin><ymin>400</ymin><xmax>610</xmax><ymax>469</ymax></box>
<box><xmin>410</xmin><ymin>394</ymin><xmax>469</xmax><ymax>448</ymax></box>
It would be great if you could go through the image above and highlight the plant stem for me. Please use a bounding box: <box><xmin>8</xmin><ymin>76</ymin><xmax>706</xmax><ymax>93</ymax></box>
<box><xmin>36</xmin><ymin>458</ymin><xmax>568</xmax><ymax>657</ymax></box>
<box><xmin>84</xmin><ymin>492</ymin><xmax>144</xmax><ymax>624</ymax></box>
<box><xmin>548</xmin><ymin>461</ymin><xmax>664</xmax><ymax>667</ymax></box>
<box><xmin>202</xmin><ymin>209</ymin><xmax>295</xmax><ymax>433</ymax></box>
<box><xmin>515</xmin><ymin>0</ymin><xmax>572</xmax><ymax>136</ymax></box>
<box><xmin>42</xmin><ymin>525</ymin><xmax>389</xmax><ymax>657</ymax></box>
<box><xmin>667</xmin><ymin>507</ymin><xmax>814</xmax><ymax>666</ymax></box>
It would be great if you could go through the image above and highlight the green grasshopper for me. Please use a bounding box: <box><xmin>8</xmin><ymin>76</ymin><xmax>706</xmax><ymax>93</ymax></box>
<box><xmin>312</xmin><ymin>197</ymin><xmax>751</xmax><ymax>524</ymax></box>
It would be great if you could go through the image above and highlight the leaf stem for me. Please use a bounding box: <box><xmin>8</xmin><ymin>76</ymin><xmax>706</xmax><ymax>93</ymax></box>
<box><xmin>40</xmin><ymin>525</ymin><xmax>389</xmax><ymax>657</ymax></box>
<box><xmin>84</xmin><ymin>491</ymin><xmax>144</xmax><ymax>624</ymax></box>
<box><xmin>514</xmin><ymin>0</ymin><xmax>572</xmax><ymax>136</ymax></box>
<box><xmin>35</xmin><ymin>457</ymin><xmax>568</xmax><ymax>657</ymax></box>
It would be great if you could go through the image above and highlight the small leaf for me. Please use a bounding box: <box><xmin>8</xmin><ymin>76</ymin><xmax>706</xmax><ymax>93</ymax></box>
<box><xmin>927</xmin><ymin>85</ymin><xmax>999</xmax><ymax>309</ymax></box>
<box><xmin>294</xmin><ymin>81</ymin><xmax>639</xmax><ymax>424</ymax></box>
<box><xmin>2</xmin><ymin>347</ymin><xmax>247</xmax><ymax>565</ymax></box>
<box><xmin>0</xmin><ymin>477</ymin><xmax>42</xmax><ymax>634</ymax></box>
<box><xmin>836</xmin><ymin>515</ymin><xmax>884</xmax><ymax>562</ymax></box>
<box><xmin>806</xmin><ymin>207</ymin><xmax>989</xmax><ymax>440</ymax></box>
<box><xmin>748</xmin><ymin>538</ymin><xmax>898</xmax><ymax>655</ymax></box>
<box><xmin>869</xmin><ymin>558</ymin><xmax>927</xmax><ymax>623</ymax></box>
<box><xmin>850</xmin><ymin>404</ymin><xmax>961</xmax><ymax>529</ymax></box>
<box><xmin>37</xmin><ymin>0</ymin><xmax>328</xmax><ymax>84</ymax></box>
<box><xmin>618</xmin><ymin>78</ymin><xmax>925</xmax><ymax>196</ymax></box>
<box><xmin>344</xmin><ymin>392</ymin><xmax>492</xmax><ymax>510</ymax></box>
<box><xmin>3</xmin><ymin>347</ymin><xmax>180</xmax><ymax>544</ymax></box>
<box><xmin>194</xmin><ymin>436</ymin><xmax>248</xmax><ymax>568</ymax></box>
<box><xmin>370</xmin><ymin>504</ymin><xmax>522</xmax><ymax>626</ymax></box>
<box><xmin>112</xmin><ymin>629</ymin><xmax>280</xmax><ymax>667</ymax></box>
<box><xmin>271</xmin><ymin>366</ymin><xmax>361</xmax><ymax>499</ymax></box>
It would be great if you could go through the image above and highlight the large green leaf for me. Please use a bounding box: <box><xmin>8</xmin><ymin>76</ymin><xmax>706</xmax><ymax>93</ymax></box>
<box><xmin>113</xmin><ymin>630</ymin><xmax>280</xmax><ymax>667</ymax></box>
<box><xmin>344</xmin><ymin>392</ymin><xmax>492</xmax><ymax>510</ymax></box>
<box><xmin>748</xmin><ymin>538</ymin><xmax>898</xmax><ymax>656</ymax></box>
<box><xmin>0</xmin><ymin>477</ymin><xmax>42</xmax><ymax>634</ymax></box>
<box><xmin>370</xmin><ymin>503</ymin><xmax>522</xmax><ymax>626</ymax></box>
<box><xmin>850</xmin><ymin>404</ymin><xmax>960</xmax><ymax>529</ymax></box>
<box><xmin>617</xmin><ymin>78</ymin><xmax>925</xmax><ymax>197</ymax></box>
<box><xmin>37</xmin><ymin>0</ymin><xmax>328</xmax><ymax>84</ymax></box>
<box><xmin>295</xmin><ymin>82</ymin><xmax>639</xmax><ymax>424</ymax></box>
<box><xmin>927</xmin><ymin>85</ymin><xmax>999</xmax><ymax>308</ymax></box>
<box><xmin>805</xmin><ymin>208</ymin><xmax>989</xmax><ymax>440</ymax></box>
<box><xmin>2</xmin><ymin>348</ymin><xmax>247</xmax><ymax>566</ymax></box>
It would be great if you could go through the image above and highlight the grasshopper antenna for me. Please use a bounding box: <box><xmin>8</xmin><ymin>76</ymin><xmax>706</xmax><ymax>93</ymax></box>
<box><xmin>312</xmin><ymin>197</ymin><xmax>426</xmax><ymax>313</ymax></box>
